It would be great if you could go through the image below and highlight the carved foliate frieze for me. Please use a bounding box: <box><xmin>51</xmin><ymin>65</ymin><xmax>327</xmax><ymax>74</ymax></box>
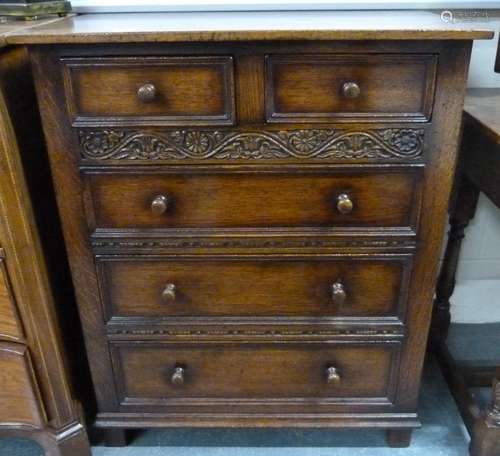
<box><xmin>78</xmin><ymin>128</ymin><xmax>425</xmax><ymax>161</ymax></box>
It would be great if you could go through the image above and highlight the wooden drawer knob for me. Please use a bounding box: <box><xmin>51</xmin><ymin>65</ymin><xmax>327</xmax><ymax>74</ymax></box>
<box><xmin>331</xmin><ymin>280</ymin><xmax>347</xmax><ymax>306</ymax></box>
<box><xmin>161</xmin><ymin>283</ymin><xmax>176</xmax><ymax>302</ymax></box>
<box><xmin>151</xmin><ymin>195</ymin><xmax>170</xmax><ymax>215</ymax></box>
<box><xmin>336</xmin><ymin>193</ymin><xmax>354</xmax><ymax>215</ymax></box>
<box><xmin>171</xmin><ymin>366</ymin><xmax>185</xmax><ymax>385</ymax></box>
<box><xmin>137</xmin><ymin>83</ymin><xmax>157</xmax><ymax>103</ymax></box>
<box><xmin>326</xmin><ymin>366</ymin><xmax>341</xmax><ymax>384</ymax></box>
<box><xmin>341</xmin><ymin>82</ymin><xmax>361</xmax><ymax>99</ymax></box>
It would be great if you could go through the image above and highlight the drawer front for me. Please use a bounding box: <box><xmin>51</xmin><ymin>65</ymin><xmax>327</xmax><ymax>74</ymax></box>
<box><xmin>0</xmin><ymin>254</ymin><xmax>23</xmax><ymax>341</ymax></box>
<box><xmin>112</xmin><ymin>343</ymin><xmax>399</xmax><ymax>405</ymax></box>
<box><xmin>266</xmin><ymin>54</ymin><xmax>437</xmax><ymax>122</ymax></box>
<box><xmin>62</xmin><ymin>56</ymin><xmax>235</xmax><ymax>126</ymax></box>
<box><xmin>0</xmin><ymin>343</ymin><xmax>45</xmax><ymax>428</ymax></box>
<box><xmin>86</xmin><ymin>171</ymin><xmax>421</xmax><ymax>230</ymax></box>
<box><xmin>99</xmin><ymin>256</ymin><xmax>411</xmax><ymax>320</ymax></box>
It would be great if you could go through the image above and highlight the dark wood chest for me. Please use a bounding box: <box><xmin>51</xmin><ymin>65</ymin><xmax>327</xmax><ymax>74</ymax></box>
<box><xmin>26</xmin><ymin>30</ymin><xmax>479</xmax><ymax>447</ymax></box>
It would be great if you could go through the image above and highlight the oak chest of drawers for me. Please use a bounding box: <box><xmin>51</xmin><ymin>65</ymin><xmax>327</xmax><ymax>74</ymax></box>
<box><xmin>15</xmin><ymin>11</ymin><xmax>492</xmax><ymax>448</ymax></box>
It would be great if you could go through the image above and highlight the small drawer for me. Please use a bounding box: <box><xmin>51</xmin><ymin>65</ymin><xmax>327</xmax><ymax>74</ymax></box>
<box><xmin>0</xmin><ymin>342</ymin><xmax>46</xmax><ymax>428</ymax></box>
<box><xmin>0</xmin><ymin>253</ymin><xmax>23</xmax><ymax>342</ymax></box>
<box><xmin>111</xmin><ymin>342</ymin><xmax>399</xmax><ymax>407</ymax></box>
<box><xmin>266</xmin><ymin>54</ymin><xmax>437</xmax><ymax>122</ymax></box>
<box><xmin>62</xmin><ymin>56</ymin><xmax>235</xmax><ymax>126</ymax></box>
<box><xmin>85</xmin><ymin>170</ymin><xmax>422</xmax><ymax>231</ymax></box>
<box><xmin>98</xmin><ymin>255</ymin><xmax>412</xmax><ymax>321</ymax></box>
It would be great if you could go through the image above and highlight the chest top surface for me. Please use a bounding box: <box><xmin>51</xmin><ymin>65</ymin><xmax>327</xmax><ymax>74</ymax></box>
<box><xmin>3</xmin><ymin>10</ymin><xmax>494</xmax><ymax>45</ymax></box>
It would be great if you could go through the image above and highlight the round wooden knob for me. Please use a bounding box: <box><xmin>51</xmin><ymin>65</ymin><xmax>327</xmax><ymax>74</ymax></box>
<box><xmin>150</xmin><ymin>195</ymin><xmax>169</xmax><ymax>215</ymax></box>
<box><xmin>326</xmin><ymin>366</ymin><xmax>341</xmax><ymax>384</ymax></box>
<box><xmin>137</xmin><ymin>83</ymin><xmax>157</xmax><ymax>103</ymax></box>
<box><xmin>341</xmin><ymin>82</ymin><xmax>361</xmax><ymax>99</ymax></box>
<box><xmin>336</xmin><ymin>193</ymin><xmax>354</xmax><ymax>215</ymax></box>
<box><xmin>331</xmin><ymin>280</ymin><xmax>347</xmax><ymax>306</ymax></box>
<box><xmin>161</xmin><ymin>283</ymin><xmax>176</xmax><ymax>302</ymax></box>
<box><xmin>171</xmin><ymin>366</ymin><xmax>185</xmax><ymax>385</ymax></box>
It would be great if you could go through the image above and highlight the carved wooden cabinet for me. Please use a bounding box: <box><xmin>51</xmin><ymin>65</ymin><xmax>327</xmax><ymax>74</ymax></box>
<box><xmin>11</xmin><ymin>11</ymin><xmax>491</xmax><ymax>448</ymax></box>
<box><xmin>0</xmin><ymin>37</ymin><xmax>90</xmax><ymax>455</ymax></box>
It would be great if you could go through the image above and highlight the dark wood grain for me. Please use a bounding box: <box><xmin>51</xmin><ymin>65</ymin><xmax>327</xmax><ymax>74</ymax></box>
<box><xmin>62</xmin><ymin>56</ymin><xmax>235</xmax><ymax>126</ymax></box>
<box><xmin>266</xmin><ymin>54</ymin><xmax>437</xmax><ymax>122</ymax></box>
<box><xmin>113</xmin><ymin>343</ymin><xmax>398</xmax><ymax>405</ymax></box>
<box><xmin>28</xmin><ymin>37</ymin><xmax>476</xmax><ymax>449</ymax></box>
<box><xmin>99</xmin><ymin>255</ymin><xmax>411</xmax><ymax>320</ymax></box>
<box><xmin>86</xmin><ymin>170</ymin><xmax>421</xmax><ymax>230</ymax></box>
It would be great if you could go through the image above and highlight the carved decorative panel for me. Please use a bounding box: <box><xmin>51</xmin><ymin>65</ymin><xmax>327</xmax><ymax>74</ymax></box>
<box><xmin>78</xmin><ymin>128</ymin><xmax>425</xmax><ymax>161</ymax></box>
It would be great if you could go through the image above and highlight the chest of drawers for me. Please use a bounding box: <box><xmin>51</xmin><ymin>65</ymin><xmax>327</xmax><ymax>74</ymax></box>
<box><xmin>13</xmin><ymin>11</ymin><xmax>492</xmax><ymax>448</ymax></box>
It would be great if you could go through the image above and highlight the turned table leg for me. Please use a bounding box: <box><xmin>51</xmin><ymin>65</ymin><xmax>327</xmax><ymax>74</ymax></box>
<box><xmin>431</xmin><ymin>175</ymin><xmax>480</xmax><ymax>346</ymax></box>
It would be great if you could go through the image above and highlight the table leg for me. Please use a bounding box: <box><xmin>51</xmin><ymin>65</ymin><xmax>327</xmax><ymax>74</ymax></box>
<box><xmin>431</xmin><ymin>175</ymin><xmax>480</xmax><ymax>346</ymax></box>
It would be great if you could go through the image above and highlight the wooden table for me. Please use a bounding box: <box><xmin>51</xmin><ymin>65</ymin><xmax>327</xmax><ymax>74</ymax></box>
<box><xmin>432</xmin><ymin>88</ymin><xmax>500</xmax><ymax>456</ymax></box>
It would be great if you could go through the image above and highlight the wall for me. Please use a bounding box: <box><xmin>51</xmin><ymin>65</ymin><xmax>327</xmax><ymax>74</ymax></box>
<box><xmin>70</xmin><ymin>1</ymin><xmax>500</xmax><ymax>13</ymax></box>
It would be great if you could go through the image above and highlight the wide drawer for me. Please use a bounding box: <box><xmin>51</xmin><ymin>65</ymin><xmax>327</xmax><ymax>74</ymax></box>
<box><xmin>98</xmin><ymin>255</ymin><xmax>412</xmax><ymax>321</ymax></box>
<box><xmin>0</xmin><ymin>342</ymin><xmax>46</xmax><ymax>428</ymax></box>
<box><xmin>0</xmin><ymin>252</ymin><xmax>23</xmax><ymax>342</ymax></box>
<box><xmin>62</xmin><ymin>56</ymin><xmax>235</xmax><ymax>126</ymax></box>
<box><xmin>111</xmin><ymin>342</ymin><xmax>400</xmax><ymax>406</ymax></box>
<box><xmin>85</xmin><ymin>170</ymin><xmax>422</xmax><ymax>231</ymax></box>
<box><xmin>266</xmin><ymin>54</ymin><xmax>437</xmax><ymax>122</ymax></box>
